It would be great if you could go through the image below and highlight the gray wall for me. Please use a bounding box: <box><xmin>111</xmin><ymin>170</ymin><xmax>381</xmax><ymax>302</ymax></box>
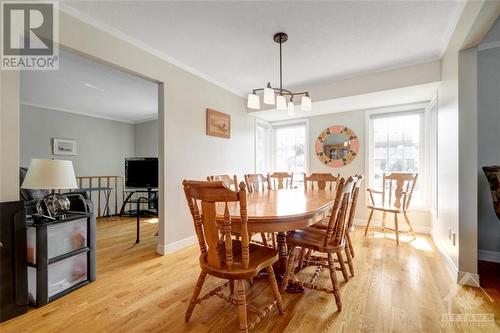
<box><xmin>20</xmin><ymin>104</ymin><xmax>135</xmax><ymax>176</ymax></box>
<box><xmin>306</xmin><ymin>108</ymin><xmax>431</xmax><ymax>229</ymax></box>
<box><xmin>135</xmin><ymin>119</ymin><xmax>158</xmax><ymax>157</ymax></box>
<box><xmin>478</xmin><ymin>17</ymin><xmax>500</xmax><ymax>255</ymax></box>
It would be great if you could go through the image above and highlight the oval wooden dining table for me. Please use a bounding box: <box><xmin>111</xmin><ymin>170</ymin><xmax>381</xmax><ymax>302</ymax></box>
<box><xmin>216</xmin><ymin>188</ymin><xmax>336</xmax><ymax>279</ymax></box>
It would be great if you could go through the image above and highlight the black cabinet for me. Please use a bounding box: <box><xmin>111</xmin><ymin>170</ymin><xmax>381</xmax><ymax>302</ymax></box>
<box><xmin>26</xmin><ymin>212</ymin><xmax>95</xmax><ymax>307</ymax></box>
<box><xmin>0</xmin><ymin>201</ymin><xmax>28</xmax><ymax>322</ymax></box>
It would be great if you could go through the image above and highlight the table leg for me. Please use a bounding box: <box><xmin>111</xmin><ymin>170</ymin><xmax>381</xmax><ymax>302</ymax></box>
<box><xmin>275</xmin><ymin>232</ymin><xmax>304</xmax><ymax>293</ymax></box>
<box><xmin>276</xmin><ymin>232</ymin><xmax>288</xmax><ymax>276</ymax></box>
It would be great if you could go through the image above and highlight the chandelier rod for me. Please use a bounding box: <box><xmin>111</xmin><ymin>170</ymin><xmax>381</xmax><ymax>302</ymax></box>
<box><xmin>279</xmin><ymin>35</ymin><xmax>283</xmax><ymax>93</ymax></box>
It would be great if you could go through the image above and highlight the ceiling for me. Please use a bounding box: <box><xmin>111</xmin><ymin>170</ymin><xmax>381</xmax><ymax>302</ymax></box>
<box><xmin>21</xmin><ymin>49</ymin><xmax>158</xmax><ymax>123</ymax></box>
<box><xmin>63</xmin><ymin>1</ymin><xmax>464</xmax><ymax>96</ymax></box>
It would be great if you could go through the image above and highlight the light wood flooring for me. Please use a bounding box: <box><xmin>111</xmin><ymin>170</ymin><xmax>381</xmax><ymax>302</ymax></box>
<box><xmin>1</xmin><ymin>217</ymin><xmax>498</xmax><ymax>332</ymax></box>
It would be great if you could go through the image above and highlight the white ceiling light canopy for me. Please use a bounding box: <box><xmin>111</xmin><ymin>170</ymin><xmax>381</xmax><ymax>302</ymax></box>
<box><xmin>247</xmin><ymin>32</ymin><xmax>311</xmax><ymax>114</ymax></box>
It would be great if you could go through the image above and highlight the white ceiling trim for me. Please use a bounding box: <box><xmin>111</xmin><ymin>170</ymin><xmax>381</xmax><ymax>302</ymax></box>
<box><xmin>59</xmin><ymin>3</ymin><xmax>244</xmax><ymax>97</ymax></box>
<box><xmin>134</xmin><ymin>115</ymin><xmax>159</xmax><ymax>124</ymax></box>
<box><xmin>478</xmin><ymin>40</ymin><xmax>500</xmax><ymax>51</ymax></box>
<box><xmin>21</xmin><ymin>101</ymin><xmax>137</xmax><ymax>124</ymax></box>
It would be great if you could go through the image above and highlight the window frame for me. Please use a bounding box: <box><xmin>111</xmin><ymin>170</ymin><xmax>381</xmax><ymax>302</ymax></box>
<box><xmin>365</xmin><ymin>106</ymin><xmax>431</xmax><ymax>210</ymax></box>
<box><xmin>254</xmin><ymin>118</ymin><xmax>272</xmax><ymax>174</ymax></box>
<box><xmin>271</xmin><ymin>118</ymin><xmax>309</xmax><ymax>176</ymax></box>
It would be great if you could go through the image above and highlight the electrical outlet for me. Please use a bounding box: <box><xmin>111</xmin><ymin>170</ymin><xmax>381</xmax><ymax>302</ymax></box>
<box><xmin>452</xmin><ymin>232</ymin><xmax>456</xmax><ymax>246</ymax></box>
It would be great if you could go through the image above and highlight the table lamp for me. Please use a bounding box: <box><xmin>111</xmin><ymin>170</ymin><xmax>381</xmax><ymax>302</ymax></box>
<box><xmin>21</xmin><ymin>159</ymin><xmax>78</xmax><ymax>218</ymax></box>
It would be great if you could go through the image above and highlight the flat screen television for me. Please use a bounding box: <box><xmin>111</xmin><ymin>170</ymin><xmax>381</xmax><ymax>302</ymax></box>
<box><xmin>125</xmin><ymin>158</ymin><xmax>158</xmax><ymax>189</ymax></box>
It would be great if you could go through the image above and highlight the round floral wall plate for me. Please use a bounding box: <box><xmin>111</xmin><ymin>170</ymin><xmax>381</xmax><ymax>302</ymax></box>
<box><xmin>315</xmin><ymin>125</ymin><xmax>359</xmax><ymax>167</ymax></box>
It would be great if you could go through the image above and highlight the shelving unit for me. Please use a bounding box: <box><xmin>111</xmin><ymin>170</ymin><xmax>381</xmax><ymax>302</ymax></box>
<box><xmin>26</xmin><ymin>212</ymin><xmax>95</xmax><ymax>307</ymax></box>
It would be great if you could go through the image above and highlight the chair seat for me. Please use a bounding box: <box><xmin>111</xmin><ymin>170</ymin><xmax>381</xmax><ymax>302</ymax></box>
<box><xmin>311</xmin><ymin>218</ymin><xmax>328</xmax><ymax>230</ymax></box>
<box><xmin>286</xmin><ymin>227</ymin><xmax>345</xmax><ymax>253</ymax></box>
<box><xmin>367</xmin><ymin>204</ymin><xmax>404</xmax><ymax>213</ymax></box>
<box><xmin>200</xmin><ymin>240</ymin><xmax>278</xmax><ymax>279</ymax></box>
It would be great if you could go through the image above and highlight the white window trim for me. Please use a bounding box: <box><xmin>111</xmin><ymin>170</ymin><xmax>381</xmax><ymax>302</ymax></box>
<box><xmin>269</xmin><ymin>118</ymin><xmax>310</xmax><ymax>175</ymax></box>
<box><xmin>254</xmin><ymin>118</ymin><xmax>272</xmax><ymax>173</ymax></box>
<box><xmin>364</xmin><ymin>103</ymin><xmax>431</xmax><ymax>211</ymax></box>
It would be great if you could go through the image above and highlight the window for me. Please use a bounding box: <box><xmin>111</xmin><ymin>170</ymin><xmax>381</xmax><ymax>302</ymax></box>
<box><xmin>273</xmin><ymin>122</ymin><xmax>307</xmax><ymax>177</ymax></box>
<box><xmin>369</xmin><ymin>111</ymin><xmax>427</xmax><ymax>207</ymax></box>
<box><xmin>254</xmin><ymin>120</ymin><xmax>308</xmax><ymax>181</ymax></box>
<box><xmin>255</xmin><ymin>120</ymin><xmax>271</xmax><ymax>174</ymax></box>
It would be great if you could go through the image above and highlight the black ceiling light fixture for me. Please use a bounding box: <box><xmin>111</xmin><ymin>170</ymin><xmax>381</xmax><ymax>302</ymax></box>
<box><xmin>247</xmin><ymin>32</ymin><xmax>312</xmax><ymax>115</ymax></box>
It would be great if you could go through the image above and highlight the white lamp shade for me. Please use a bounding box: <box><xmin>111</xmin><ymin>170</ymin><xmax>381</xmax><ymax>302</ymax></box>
<box><xmin>247</xmin><ymin>93</ymin><xmax>260</xmax><ymax>109</ymax></box>
<box><xmin>301</xmin><ymin>95</ymin><xmax>312</xmax><ymax>111</ymax></box>
<box><xmin>287</xmin><ymin>101</ymin><xmax>295</xmax><ymax>116</ymax></box>
<box><xmin>263</xmin><ymin>87</ymin><xmax>275</xmax><ymax>105</ymax></box>
<box><xmin>276</xmin><ymin>95</ymin><xmax>287</xmax><ymax>110</ymax></box>
<box><xmin>21</xmin><ymin>159</ymin><xmax>78</xmax><ymax>189</ymax></box>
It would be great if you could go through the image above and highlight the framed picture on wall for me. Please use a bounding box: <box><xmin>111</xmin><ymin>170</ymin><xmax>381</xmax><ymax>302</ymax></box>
<box><xmin>206</xmin><ymin>109</ymin><xmax>231</xmax><ymax>139</ymax></box>
<box><xmin>53</xmin><ymin>138</ymin><xmax>77</xmax><ymax>156</ymax></box>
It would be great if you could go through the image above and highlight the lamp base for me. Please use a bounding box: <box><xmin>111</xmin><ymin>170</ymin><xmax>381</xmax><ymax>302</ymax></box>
<box><xmin>36</xmin><ymin>193</ymin><xmax>70</xmax><ymax>218</ymax></box>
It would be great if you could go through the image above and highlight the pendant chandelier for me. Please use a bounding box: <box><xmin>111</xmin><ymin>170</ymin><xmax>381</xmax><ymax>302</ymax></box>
<box><xmin>247</xmin><ymin>32</ymin><xmax>312</xmax><ymax>115</ymax></box>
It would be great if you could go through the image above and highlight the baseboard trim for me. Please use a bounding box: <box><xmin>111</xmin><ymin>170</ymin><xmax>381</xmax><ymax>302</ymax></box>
<box><xmin>353</xmin><ymin>218</ymin><xmax>431</xmax><ymax>234</ymax></box>
<box><xmin>157</xmin><ymin>235</ymin><xmax>197</xmax><ymax>255</ymax></box>
<box><xmin>457</xmin><ymin>271</ymin><xmax>480</xmax><ymax>287</ymax></box>
<box><xmin>478</xmin><ymin>250</ymin><xmax>500</xmax><ymax>263</ymax></box>
<box><xmin>430</xmin><ymin>230</ymin><xmax>459</xmax><ymax>283</ymax></box>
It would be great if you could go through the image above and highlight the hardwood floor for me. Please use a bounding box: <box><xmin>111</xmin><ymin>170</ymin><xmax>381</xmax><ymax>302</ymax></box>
<box><xmin>1</xmin><ymin>217</ymin><xmax>498</xmax><ymax>332</ymax></box>
<box><xmin>479</xmin><ymin>260</ymin><xmax>500</xmax><ymax>303</ymax></box>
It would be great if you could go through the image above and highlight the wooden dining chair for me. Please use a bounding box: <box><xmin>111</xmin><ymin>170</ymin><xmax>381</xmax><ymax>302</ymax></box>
<box><xmin>303</xmin><ymin>173</ymin><xmax>340</xmax><ymax>190</ymax></box>
<box><xmin>267</xmin><ymin>172</ymin><xmax>293</xmax><ymax>189</ymax></box>
<box><xmin>282</xmin><ymin>177</ymin><xmax>355</xmax><ymax>311</ymax></box>
<box><xmin>299</xmin><ymin>173</ymin><xmax>339</xmax><ymax>271</ymax></box>
<box><xmin>183</xmin><ymin>180</ymin><xmax>283</xmax><ymax>332</ymax></box>
<box><xmin>244</xmin><ymin>174</ymin><xmax>276</xmax><ymax>249</ymax></box>
<box><xmin>244</xmin><ymin>174</ymin><xmax>270</xmax><ymax>193</ymax></box>
<box><xmin>308</xmin><ymin>175</ymin><xmax>363</xmax><ymax>277</ymax></box>
<box><xmin>364</xmin><ymin>172</ymin><xmax>418</xmax><ymax>245</ymax></box>
<box><xmin>207</xmin><ymin>174</ymin><xmax>238</xmax><ymax>190</ymax></box>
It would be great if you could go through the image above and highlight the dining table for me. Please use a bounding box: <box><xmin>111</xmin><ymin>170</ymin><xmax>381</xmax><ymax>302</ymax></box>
<box><xmin>216</xmin><ymin>188</ymin><xmax>336</xmax><ymax>286</ymax></box>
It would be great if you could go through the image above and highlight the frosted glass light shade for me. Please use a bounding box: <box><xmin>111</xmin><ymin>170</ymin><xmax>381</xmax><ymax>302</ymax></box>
<box><xmin>247</xmin><ymin>93</ymin><xmax>260</xmax><ymax>109</ymax></box>
<box><xmin>276</xmin><ymin>95</ymin><xmax>287</xmax><ymax>110</ymax></box>
<box><xmin>21</xmin><ymin>159</ymin><xmax>78</xmax><ymax>189</ymax></box>
<box><xmin>287</xmin><ymin>101</ymin><xmax>295</xmax><ymax>116</ymax></box>
<box><xmin>301</xmin><ymin>95</ymin><xmax>312</xmax><ymax>111</ymax></box>
<box><xmin>263</xmin><ymin>87</ymin><xmax>275</xmax><ymax>105</ymax></box>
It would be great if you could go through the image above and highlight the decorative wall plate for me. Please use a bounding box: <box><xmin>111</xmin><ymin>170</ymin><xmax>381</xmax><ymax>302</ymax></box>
<box><xmin>315</xmin><ymin>125</ymin><xmax>359</xmax><ymax>167</ymax></box>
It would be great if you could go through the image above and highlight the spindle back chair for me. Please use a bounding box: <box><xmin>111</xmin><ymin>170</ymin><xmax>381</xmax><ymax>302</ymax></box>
<box><xmin>283</xmin><ymin>177</ymin><xmax>355</xmax><ymax>311</ymax></box>
<box><xmin>267</xmin><ymin>172</ymin><xmax>293</xmax><ymax>189</ymax></box>
<box><xmin>365</xmin><ymin>172</ymin><xmax>418</xmax><ymax>244</ymax></box>
<box><xmin>183</xmin><ymin>180</ymin><xmax>283</xmax><ymax>331</ymax></box>
<box><xmin>303</xmin><ymin>173</ymin><xmax>340</xmax><ymax>191</ymax></box>
<box><xmin>207</xmin><ymin>174</ymin><xmax>238</xmax><ymax>191</ymax></box>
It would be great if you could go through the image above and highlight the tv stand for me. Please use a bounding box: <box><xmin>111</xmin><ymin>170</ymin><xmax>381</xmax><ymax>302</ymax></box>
<box><xmin>119</xmin><ymin>188</ymin><xmax>158</xmax><ymax>216</ymax></box>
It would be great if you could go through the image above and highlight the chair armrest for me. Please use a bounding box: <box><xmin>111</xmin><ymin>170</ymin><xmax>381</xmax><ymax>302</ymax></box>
<box><xmin>366</xmin><ymin>188</ymin><xmax>382</xmax><ymax>206</ymax></box>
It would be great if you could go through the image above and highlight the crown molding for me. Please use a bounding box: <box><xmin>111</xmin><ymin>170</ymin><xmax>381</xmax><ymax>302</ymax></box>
<box><xmin>478</xmin><ymin>40</ymin><xmax>500</xmax><ymax>51</ymax></box>
<box><xmin>59</xmin><ymin>3</ymin><xmax>244</xmax><ymax>98</ymax></box>
<box><xmin>20</xmin><ymin>101</ymin><xmax>150</xmax><ymax>124</ymax></box>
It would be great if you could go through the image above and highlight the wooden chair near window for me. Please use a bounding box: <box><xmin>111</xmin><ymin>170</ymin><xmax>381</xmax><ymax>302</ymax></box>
<box><xmin>364</xmin><ymin>172</ymin><xmax>418</xmax><ymax>245</ymax></box>
<box><xmin>303</xmin><ymin>173</ymin><xmax>340</xmax><ymax>191</ymax></box>
<box><xmin>183</xmin><ymin>180</ymin><xmax>284</xmax><ymax>332</ymax></box>
<box><xmin>282</xmin><ymin>177</ymin><xmax>355</xmax><ymax>311</ymax></box>
<box><xmin>207</xmin><ymin>174</ymin><xmax>238</xmax><ymax>191</ymax></box>
<box><xmin>244</xmin><ymin>174</ymin><xmax>270</xmax><ymax>193</ymax></box>
<box><xmin>267</xmin><ymin>172</ymin><xmax>293</xmax><ymax>189</ymax></box>
<box><xmin>244</xmin><ymin>174</ymin><xmax>275</xmax><ymax>249</ymax></box>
